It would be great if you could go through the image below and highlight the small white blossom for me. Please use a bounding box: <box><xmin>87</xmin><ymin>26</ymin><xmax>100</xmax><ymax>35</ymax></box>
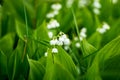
<box><xmin>47</xmin><ymin>19</ymin><xmax>60</xmax><ymax>29</ymax></box>
<box><xmin>79</xmin><ymin>37</ymin><xmax>83</xmax><ymax>41</ymax></box>
<box><xmin>52</xmin><ymin>48</ymin><xmax>58</xmax><ymax>53</ymax></box>
<box><xmin>112</xmin><ymin>0</ymin><xmax>118</xmax><ymax>4</ymax></box>
<box><xmin>53</xmin><ymin>10</ymin><xmax>59</xmax><ymax>15</ymax></box>
<box><xmin>93</xmin><ymin>1</ymin><xmax>101</xmax><ymax>9</ymax></box>
<box><xmin>81</xmin><ymin>28</ymin><xmax>87</xmax><ymax>33</ymax></box>
<box><xmin>78</xmin><ymin>0</ymin><xmax>90</xmax><ymax>8</ymax></box>
<box><xmin>74</xmin><ymin>37</ymin><xmax>78</xmax><ymax>41</ymax></box>
<box><xmin>51</xmin><ymin>3</ymin><xmax>62</xmax><ymax>11</ymax></box>
<box><xmin>97</xmin><ymin>28</ymin><xmax>106</xmax><ymax>34</ymax></box>
<box><xmin>102</xmin><ymin>22</ymin><xmax>110</xmax><ymax>30</ymax></box>
<box><xmin>80</xmin><ymin>32</ymin><xmax>87</xmax><ymax>38</ymax></box>
<box><xmin>44</xmin><ymin>52</ymin><xmax>48</xmax><ymax>57</ymax></box>
<box><xmin>93</xmin><ymin>8</ymin><xmax>100</xmax><ymax>15</ymax></box>
<box><xmin>79</xmin><ymin>27</ymin><xmax>87</xmax><ymax>41</ymax></box>
<box><xmin>50</xmin><ymin>39</ymin><xmax>58</xmax><ymax>45</ymax></box>
<box><xmin>46</xmin><ymin>12</ymin><xmax>55</xmax><ymax>18</ymax></box>
<box><xmin>64</xmin><ymin>46</ymin><xmax>69</xmax><ymax>50</ymax></box>
<box><xmin>56</xmin><ymin>40</ymin><xmax>63</xmax><ymax>46</ymax></box>
<box><xmin>97</xmin><ymin>22</ymin><xmax>110</xmax><ymax>34</ymax></box>
<box><xmin>66</xmin><ymin>0</ymin><xmax>74</xmax><ymax>8</ymax></box>
<box><xmin>75</xmin><ymin>42</ymin><xmax>81</xmax><ymax>48</ymax></box>
<box><xmin>48</xmin><ymin>31</ymin><xmax>53</xmax><ymax>39</ymax></box>
<box><xmin>64</xmin><ymin>38</ymin><xmax>71</xmax><ymax>45</ymax></box>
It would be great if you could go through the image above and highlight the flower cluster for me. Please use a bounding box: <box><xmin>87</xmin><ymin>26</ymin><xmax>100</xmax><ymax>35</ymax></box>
<box><xmin>79</xmin><ymin>27</ymin><xmax>87</xmax><ymax>41</ymax></box>
<box><xmin>66</xmin><ymin>0</ymin><xmax>74</xmax><ymax>8</ymax></box>
<box><xmin>46</xmin><ymin>3</ymin><xmax>62</xmax><ymax>18</ymax></box>
<box><xmin>50</xmin><ymin>32</ymin><xmax>71</xmax><ymax>46</ymax></box>
<box><xmin>74</xmin><ymin>37</ymin><xmax>81</xmax><ymax>48</ymax></box>
<box><xmin>78</xmin><ymin>0</ymin><xmax>90</xmax><ymax>8</ymax></box>
<box><xmin>93</xmin><ymin>0</ymin><xmax>101</xmax><ymax>15</ymax></box>
<box><xmin>47</xmin><ymin>19</ymin><xmax>60</xmax><ymax>29</ymax></box>
<box><xmin>46</xmin><ymin>3</ymin><xmax>62</xmax><ymax>39</ymax></box>
<box><xmin>73</xmin><ymin>27</ymin><xmax>87</xmax><ymax>48</ymax></box>
<box><xmin>49</xmin><ymin>32</ymin><xmax>71</xmax><ymax>54</ymax></box>
<box><xmin>97</xmin><ymin>22</ymin><xmax>110</xmax><ymax>34</ymax></box>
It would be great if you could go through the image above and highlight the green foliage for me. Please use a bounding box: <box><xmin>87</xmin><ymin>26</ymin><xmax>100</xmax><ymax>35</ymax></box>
<box><xmin>1</xmin><ymin>0</ymin><xmax>120</xmax><ymax>80</ymax></box>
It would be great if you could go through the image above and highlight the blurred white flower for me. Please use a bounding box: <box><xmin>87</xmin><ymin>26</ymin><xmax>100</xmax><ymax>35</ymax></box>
<box><xmin>78</xmin><ymin>0</ymin><xmax>90</xmax><ymax>8</ymax></box>
<box><xmin>74</xmin><ymin>37</ymin><xmax>78</xmax><ymax>41</ymax></box>
<box><xmin>93</xmin><ymin>1</ymin><xmax>101</xmax><ymax>9</ymax></box>
<box><xmin>47</xmin><ymin>19</ymin><xmax>60</xmax><ymax>29</ymax></box>
<box><xmin>44</xmin><ymin>52</ymin><xmax>48</xmax><ymax>57</ymax></box>
<box><xmin>48</xmin><ymin>31</ymin><xmax>53</xmax><ymax>39</ymax></box>
<box><xmin>75</xmin><ymin>42</ymin><xmax>81</xmax><ymax>48</ymax></box>
<box><xmin>102</xmin><ymin>22</ymin><xmax>110</xmax><ymax>30</ymax></box>
<box><xmin>97</xmin><ymin>28</ymin><xmax>106</xmax><ymax>34</ymax></box>
<box><xmin>57</xmin><ymin>40</ymin><xmax>63</xmax><ymax>46</ymax></box>
<box><xmin>79</xmin><ymin>27</ymin><xmax>87</xmax><ymax>41</ymax></box>
<box><xmin>93</xmin><ymin>8</ymin><xmax>100</xmax><ymax>15</ymax></box>
<box><xmin>46</xmin><ymin>12</ymin><xmax>55</xmax><ymax>18</ymax></box>
<box><xmin>64</xmin><ymin>46</ymin><xmax>69</xmax><ymax>50</ymax></box>
<box><xmin>97</xmin><ymin>22</ymin><xmax>110</xmax><ymax>34</ymax></box>
<box><xmin>51</xmin><ymin>3</ymin><xmax>62</xmax><ymax>11</ymax></box>
<box><xmin>53</xmin><ymin>10</ymin><xmax>59</xmax><ymax>15</ymax></box>
<box><xmin>50</xmin><ymin>39</ymin><xmax>58</xmax><ymax>45</ymax></box>
<box><xmin>66</xmin><ymin>0</ymin><xmax>74</xmax><ymax>8</ymax></box>
<box><xmin>112</xmin><ymin>0</ymin><xmax>118</xmax><ymax>4</ymax></box>
<box><xmin>93</xmin><ymin>0</ymin><xmax>101</xmax><ymax>15</ymax></box>
<box><xmin>52</xmin><ymin>48</ymin><xmax>58</xmax><ymax>53</ymax></box>
<box><xmin>64</xmin><ymin>38</ymin><xmax>71</xmax><ymax>45</ymax></box>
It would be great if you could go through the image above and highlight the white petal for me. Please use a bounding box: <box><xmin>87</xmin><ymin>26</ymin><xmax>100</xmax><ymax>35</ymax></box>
<box><xmin>52</xmin><ymin>48</ymin><xmax>58</xmax><ymax>53</ymax></box>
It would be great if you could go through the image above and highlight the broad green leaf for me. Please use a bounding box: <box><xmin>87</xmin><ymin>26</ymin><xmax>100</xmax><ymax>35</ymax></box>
<box><xmin>8</xmin><ymin>39</ymin><xmax>29</xmax><ymax>80</ymax></box>
<box><xmin>0</xmin><ymin>51</ymin><xmax>7</xmax><ymax>80</ymax></box>
<box><xmin>44</xmin><ymin>47</ymin><xmax>78</xmax><ymax>80</ymax></box>
<box><xmin>43</xmin><ymin>47</ymin><xmax>75</xmax><ymax>80</ymax></box>
<box><xmin>81</xmin><ymin>39</ymin><xmax>97</xmax><ymax>57</ymax></box>
<box><xmin>28</xmin><ymin>58</ymin><xmax>45</xmax><ymax>80</ymax></box>
<box><xmin>16</xmin><ymin>20</ymin><xmax>33</xmax><ymax>40</ymax></box>
<box><xmin>100</xmin><ymin>55</ymin><xmax>120</xmax><ymax>80</ymax></box>
<box><xmin>0</xmin><ymin>33</ymin><xmax>15</xmax><ymax>56</ymax></box>
<box><xmin>44</xmin><ymin>62</ymin><xmax>75</xmax><ymax>80</ymax></box>
<box><xmin>86</xmin><ymin>36</ymin><xmax>120</xmax><ymax>80</ymax></box>
<box><xmin>88</xmin><ymin>32</ymin><xmax>102</xmax><ymax>49</ymax></box>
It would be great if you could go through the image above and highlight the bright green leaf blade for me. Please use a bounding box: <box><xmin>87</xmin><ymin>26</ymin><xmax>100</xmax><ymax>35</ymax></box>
<box><xmin>86</xmin><ymin>36</ymin><xmax>120</xmax><ymax>80</ymax></box>
<box><xmin>28</xmin><ymin>58</ymin><xmax>45</xmax><ymax>80</ymax></box>
<box><xmin>0</xmin><ymin>51</ymin><xmax>7</xmax><ymax>80</ymax></box>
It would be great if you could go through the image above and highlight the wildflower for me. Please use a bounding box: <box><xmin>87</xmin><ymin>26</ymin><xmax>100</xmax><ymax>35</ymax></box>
<box><xmin>66</xmin><ymin>0</ymin><xmax>74</xmax><ymax>8</ymax></box>
<box><xmin>44</xmin><ymin>52</ymin><xmax>48</xmax><ymax>57</ymax></box>
<box><xmin>78</xmin><ymin>0</ymin><xmax>90</xmax><ymax>8</ymax></box>
<box><xmin>93</xmin><ymin>0</ymin><xmax>101</xmax><ymax>9</ymax></box>
<box><xmin>46</xmin><ymin>12</ymin><xmax>55</xmax><ymax>18</ymax></box>
<box><xmin>75</xmin><ymin>42</ymin><xmax>81</xmax><ymax>48</ymax></box>
<box><xmin>97</xmin><ymin>22</ymin><xmax>110</xmax><ymax>34</ymax></box>
<box><xmin>52</xmin><ymin>48</ymin><xmax>58</xmax><ymax>53</ymax></box>
<box><xmin>79</xmin><ymin>27</ymin><xmax>87</xmax><ymax>41</ymax></box>
<box><xmin>93</xmin><ymin>0</ymin><xmax>101</xmax><ymax>15</ymax></box>
<box><xmin>102</xmin><ymin>22</ymin><xmax>110</xmax><ymax>30</ymax></box>
<box><xmin>64</xmin><ymin>46</ymin><xmax>69</xmax><ymax>50</ymax></box>
<box><xmin>112</xmin><ymin>0</ymin><xmax>118</xmax><ymax>4</ymax></box>
<box><xmin>50</xmin><ymin>39</ymin><xmax>58</xmax><ymax>45</ymax></box>
<box><xmin>64</xmin><ymin>38</ymin><xmax>71</xmax><ymax>46</ymax></box>
<box><xmin>48</xmin><ymin>31</ymin><xmax>53</xmax><ymax>39</ymax></box>
<box><xmin>56</xmin><ymin>40</ymin><xmax>63</xmax><ymax>46</ymax></box>
<box><xmin>47</xmin><ymin>19</ymin><xmax>60</xmax><ymax>29</ymax></box>
<box><xmin>51</xmin><ymin>3</ymin><xmax>62</xmax><ymax>11</ymax></box>
<box><xmin>74</xmin><ymin>37</ymin><xmax>78</xmax><ymax>41</ymax></box>
<box><xmin>93</xmin><ymin>8</ymin><xmax>100</xmax><ymax>15</ymax></box>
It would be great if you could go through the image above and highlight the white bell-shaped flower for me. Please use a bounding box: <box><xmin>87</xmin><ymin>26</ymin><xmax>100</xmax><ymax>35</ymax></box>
<box><xmin>52</xmin><ymin>48</ymin><xmax>58</xmax><ymax>53</ymax></box>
